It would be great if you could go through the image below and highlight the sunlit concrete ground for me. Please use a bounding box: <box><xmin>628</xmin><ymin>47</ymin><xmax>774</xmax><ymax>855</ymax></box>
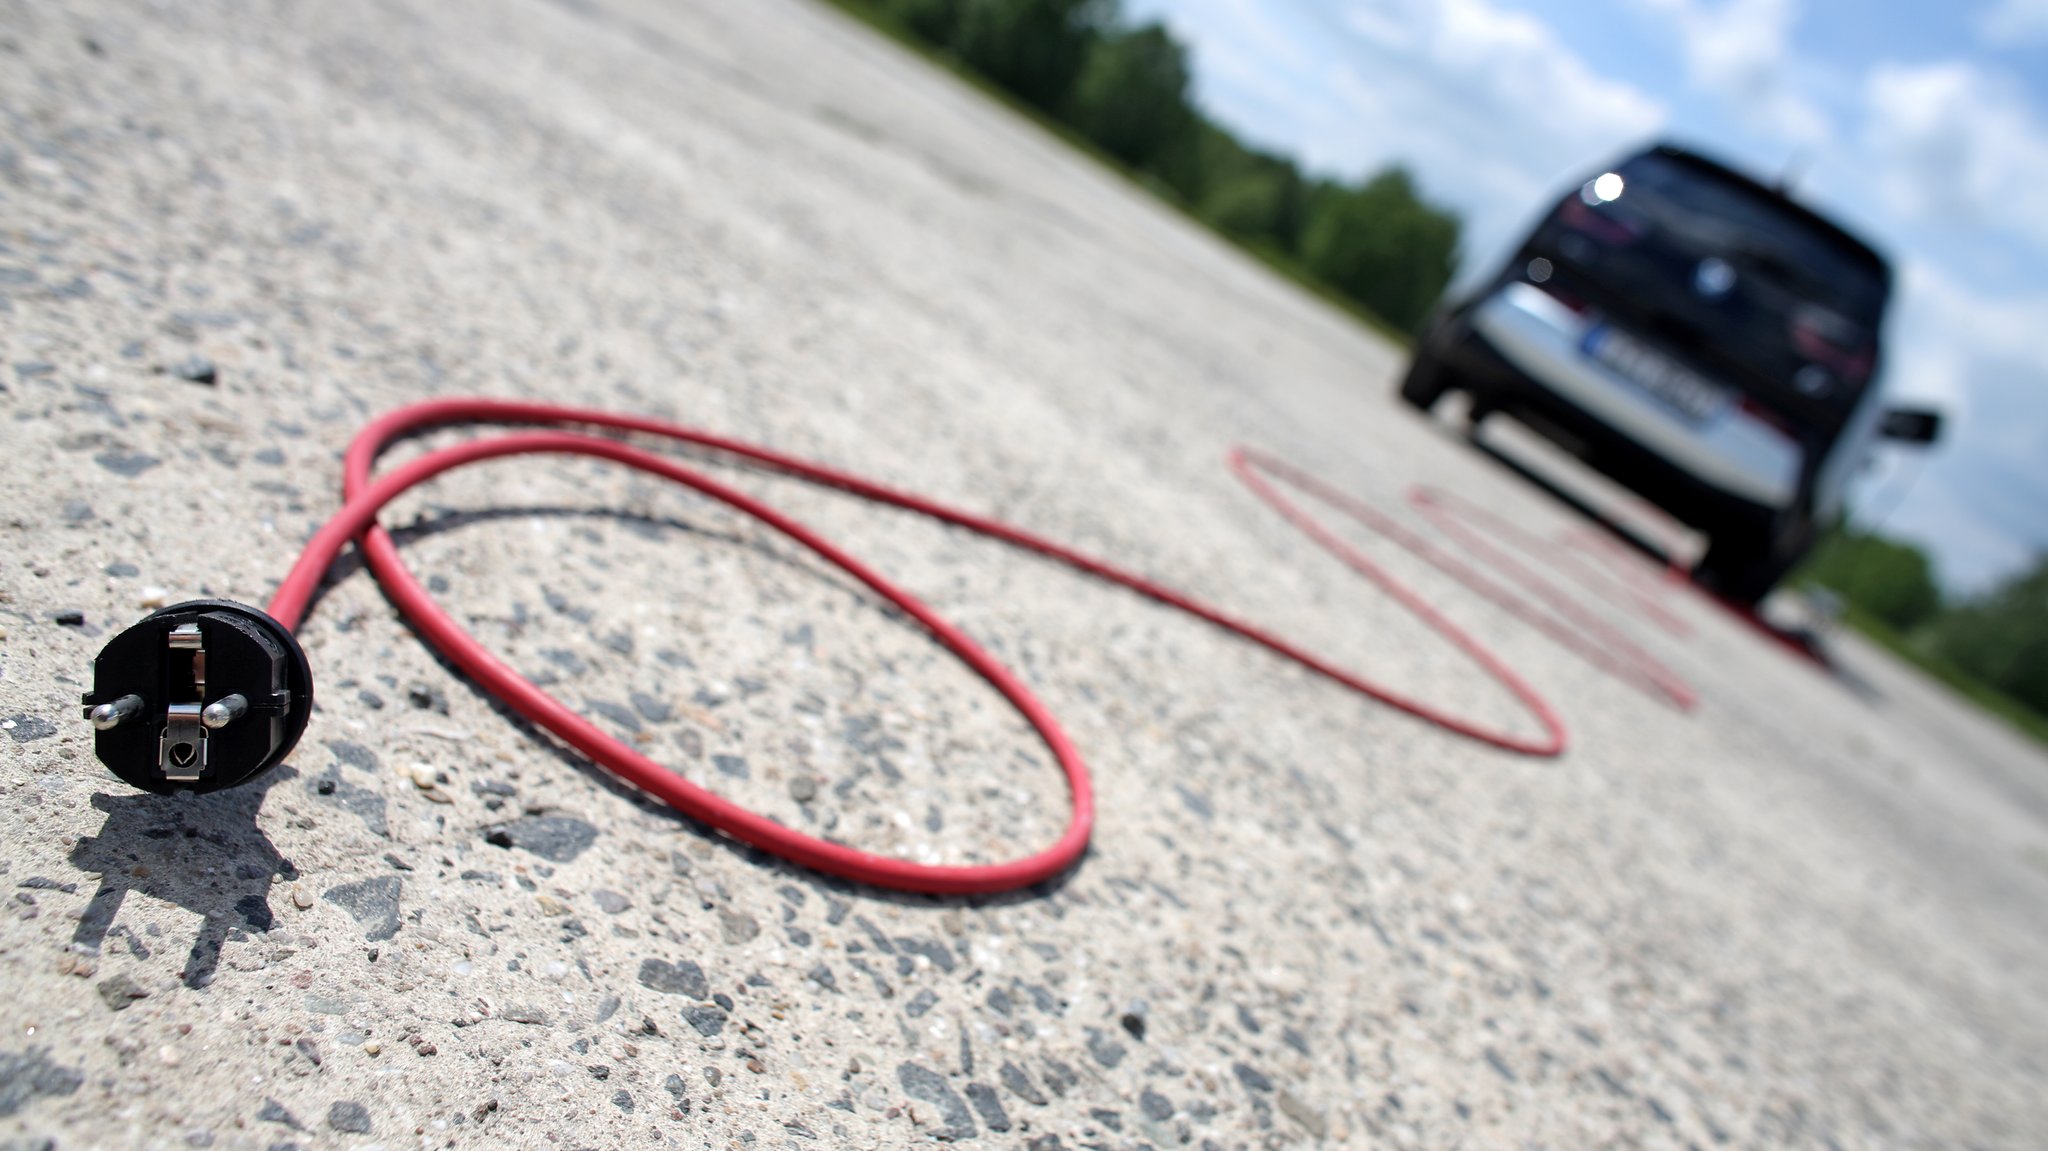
<box><xmin>2</xmin><ymin>1</ymin><xmax>2044</xmax><ymax>1147</ymax></box>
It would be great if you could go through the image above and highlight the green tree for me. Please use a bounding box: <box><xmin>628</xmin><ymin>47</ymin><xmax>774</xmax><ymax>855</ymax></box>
<box><xmin>861</xmin><ymin>0</ymin><xmax>1467</xmax><ymax>337</ymax></box>
<box><xmin>1925</xmin><ymin>556</ymin><xmax>2048</xmax><ymax>714</ymax></box>
<box><xmin>1798</xmin><ymin>528</ymin><xmax>1942</xmax><ymax>632</ymax></box>
<box><xmin>950</xmin><ymin>0</ymin><xmax>1113</xmax><ymax>112</ymax></box>
<box><xmin>1298</xmin><ymin>169</ymin><xmax>1461</xmax><ymax>332</ymax></box>
<box><xmin>1156</xmin><ymin>124</ymin><xmax>1306</xmax><ymax>248</ymax></box>
<box><xmin>882</xmin><ymin>0</ymin><xmax>962</xmax><ymax>44</ymax></box>
<box><xmin>1064</xmin><ymin>23</ymin><xmax>1193</xmax><ymax>168</ymax></box>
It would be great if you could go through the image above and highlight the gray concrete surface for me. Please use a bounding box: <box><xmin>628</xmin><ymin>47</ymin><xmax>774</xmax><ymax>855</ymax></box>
<box><xmin>2</xmin><ymin>1</ymin><xmax>2046</xmax><ymax>1148</ymax></box>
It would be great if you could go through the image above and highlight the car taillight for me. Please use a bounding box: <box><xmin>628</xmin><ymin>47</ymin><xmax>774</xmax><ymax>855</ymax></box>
<box><xmin>1556</xmin><ymin>196</ymin><xmax>1643</xmax><ymax>246</ymax></box>
<box><xmin>1737</xmin><ymin>395</ymin><xmax>1799</xmax><ymax>439</ymax></box>
<box><xmin>1790</xmin><ymin>308</ymin><xmax>1873</xmax><ymax>383</ymax></box>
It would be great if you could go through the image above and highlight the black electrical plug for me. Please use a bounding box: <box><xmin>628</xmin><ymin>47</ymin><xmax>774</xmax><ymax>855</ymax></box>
<box><xmin>79</xmin><ymin>599</ymin><xmax>314</xmax><ymax>794</ymax></box>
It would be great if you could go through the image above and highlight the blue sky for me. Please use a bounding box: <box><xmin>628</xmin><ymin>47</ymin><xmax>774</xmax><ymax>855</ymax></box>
<box><xmin>1124</xmin><ymin>0</ymin><xmax>2048</xmax><ymax>594</ymax></box>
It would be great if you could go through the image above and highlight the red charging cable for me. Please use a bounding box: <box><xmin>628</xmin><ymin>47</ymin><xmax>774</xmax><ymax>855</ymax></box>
<box><xmin>1406</xmin><ymin>488</ymin><xmax>1697</xmax><ymax>708</ymax></box>
<box><xmin>1232</xmin><ymin>453</ymin><xmax>1695</xmax><ymax>711</ymax></box>
<box><xmin>265</xmin><ymin>399</ymin><xmax>1651</xmax><ymax>894</ymax></box>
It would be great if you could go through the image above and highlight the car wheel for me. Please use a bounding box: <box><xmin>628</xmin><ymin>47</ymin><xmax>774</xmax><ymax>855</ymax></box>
<box><xmin>1398</xmin><ymin>351</ymin><xmax>1452</xmax><ymax>413</ymax></box>
<box><xmin>1694</xmin><ymin>516</ymin><xmax>1814</xmax><ymax>606</ymax></box>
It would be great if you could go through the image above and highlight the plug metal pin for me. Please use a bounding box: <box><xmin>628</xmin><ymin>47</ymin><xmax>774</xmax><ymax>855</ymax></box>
<box><xmin>200</xmin><ymin>693</ymin><xmax>248</xmax><ymax>729</ymax></box>
<box><xmin>89</xmin><ymin>693</ymin><xmax>147</xmax><ymax>730</ymax></box>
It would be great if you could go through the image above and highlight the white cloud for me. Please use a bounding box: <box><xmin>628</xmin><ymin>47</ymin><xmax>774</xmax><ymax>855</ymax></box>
<box><xmin>1629</xmin><ymin>0</ymin><xmax>1831</xmax><ymax>142</ymax></box>
<box><xmin>1132</xmin><ymin>0</ymin><xmax>1665</xmax><ymax>269</ymax></box>
<box><xmin>1413</xmin><ymin>0</ymin><xmax>1668</xmax><ymax>217</ymax></box>
<box><xmin>1977</xmin><ymin>0</ymin><xmax>2048</xmax><ymax>45</ymax></box>
<box><xmin>1877</xmin><ymin>479</ymin><xmax>2037</xmax><ymax>593</ymax></box>
<box><xmin>1893</xmin><ymin>262</ymin><xmax>2048</xmax><ymax>460</ymax></box>
<box><xmin>1864</xmin><ymin>261</ymin><xmax>2048</xmax><ymax>590</ymax></box>
<box><xmin>1342</xmin><ymin>3</ymin><xmax>1416</xmax><ymax>51</ymax></box>
<box><xmin>1862</xmin><ymin>60</ymin><xmax>2048</xmax><ymax>257</ymax></box>
<box><xmin>1327</xmin><ymin>0</ymin><xmax>1666</xmax><ymax>269</ymax></box>
<box><xmin>1423</xmin><ymin>0</ymin><xmax>1668</xmax><ymax>158</ymax></box>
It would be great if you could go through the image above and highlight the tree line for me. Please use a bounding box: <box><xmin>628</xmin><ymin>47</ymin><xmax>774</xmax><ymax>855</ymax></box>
<box><xmin>1799</xmin><ymin>530</ymin><xmax>2048</xmax><ymax>726</ymax></box>
<box><xmin>873</xmin><ymin>0</ymin><xmax>1462</xmax><ymax>334</ymax></box>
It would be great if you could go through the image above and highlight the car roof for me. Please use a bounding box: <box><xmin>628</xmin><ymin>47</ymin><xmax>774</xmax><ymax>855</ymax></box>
<box><xmin>1639</xmin><ymin>143</ymin><xmax>1892</xmax><ymax>287</ymax></box>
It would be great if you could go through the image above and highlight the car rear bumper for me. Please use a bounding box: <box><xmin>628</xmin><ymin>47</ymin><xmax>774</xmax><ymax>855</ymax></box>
<box><xmin>1465</xmin><ymin>283</ymin><xmax>1801</xmax><ymax>510</ymax></box>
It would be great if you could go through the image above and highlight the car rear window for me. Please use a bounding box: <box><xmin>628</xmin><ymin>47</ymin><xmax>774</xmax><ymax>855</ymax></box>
<box><xmin>1615</xmin><ymin>152</ymin><xmax>1887</xmax><ymax>325</ymax></box>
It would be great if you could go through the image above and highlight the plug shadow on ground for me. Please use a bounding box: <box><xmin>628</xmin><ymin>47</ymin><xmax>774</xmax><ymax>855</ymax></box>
<box><xmin>68</xmin><ymin>767</ymin><xmax>300</xmax><ymax>988</ymax></box>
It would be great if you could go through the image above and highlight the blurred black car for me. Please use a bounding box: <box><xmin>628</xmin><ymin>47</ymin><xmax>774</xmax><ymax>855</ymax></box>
<box><xmin>1401</xmin><ymin>143</ymin><xmax>1941</xmax><ymax>604</ymax></box>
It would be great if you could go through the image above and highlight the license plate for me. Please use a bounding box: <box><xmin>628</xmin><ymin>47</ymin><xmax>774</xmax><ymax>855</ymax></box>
<box><xmin>1581</xmin><ymin>325</ymin><xmax>1727</xmax><ymax>423</ymax></box>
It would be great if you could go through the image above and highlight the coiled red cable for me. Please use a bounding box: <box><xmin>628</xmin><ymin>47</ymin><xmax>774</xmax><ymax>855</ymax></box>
<box><xmin>1231</xmin><ymin>452</ymin><xmax>1695</xmax><ymax>711</ymax></box>
<box><xmin>264</xmin><ymin>398</ymin><xmax>1689</xmax><ymax>894</ymax></box>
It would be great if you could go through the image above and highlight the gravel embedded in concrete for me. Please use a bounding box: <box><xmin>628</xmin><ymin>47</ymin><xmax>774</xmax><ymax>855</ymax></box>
<box><xmin>0</xmin><ymin>0</ymin><xmax>2045</xmax><ymax>1148</ymax></box>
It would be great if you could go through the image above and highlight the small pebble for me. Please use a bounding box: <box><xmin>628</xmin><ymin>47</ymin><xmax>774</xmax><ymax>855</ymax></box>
<box><xmin>96</xmin><ymin>974</ymin><xmax>149</xmax><ymax>1012</ymax></box>
<box><xmin>168</xmin><ymin>356</ymin><xmax>217</xmax><ymax>385</ymax></box>
<box><xmin>257</xmin><ymin>1098</ymin><xmax>303</xmax><ymax>1130</ymax></box>
<box><xmin>327</xmin><ymin>1101</ymin><xmax>372</xmax><ymax>1134</ymax></box>
<box><xmin>5</xmin><ymin>716</ymin><xmax>58</xmax><ymax>743</ymax></box>
<box><xmin>720</xmin><ymin>910</ymin><xmax>760</xmax><ymax>944</ymax></box>
<box><xmin>137</xmin><ymin>586</ymin><xmax>168</xmax><ymax>609</ymax></box>
<box><xmin>96</xmin><ymin>451</ymin><xmax>159</xmax><ymax>477</ymax></box>
<box><xmin>324</xmin><ymin>877</ymin><xmax>402</xmax><ymax>941</ymax></box>
<box><xmin>1277</xmin><ymin>1088</ymin><xmax>1327</xmax><ymax>1138</ymax></box>
<box><xmin>484</xmin><ymin>815</ymin><xmax>599</xmax><ymax>862</ymax></box>
<box><xmin>638</xmin><ymin>958</ymin><xmax>707</xmax><ymax>998</ymax></box>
